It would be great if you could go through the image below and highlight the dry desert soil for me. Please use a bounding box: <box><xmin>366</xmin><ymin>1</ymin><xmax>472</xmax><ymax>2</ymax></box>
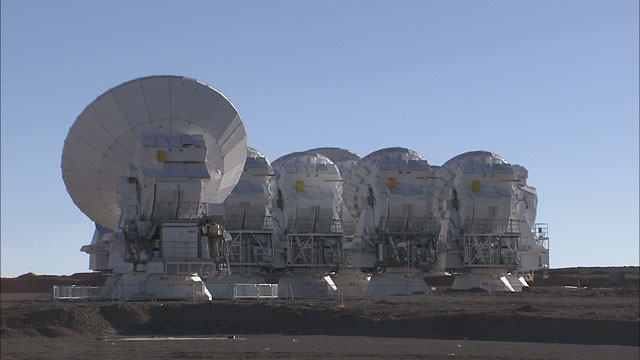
<box><xmin>1</xmin><ymin>267</ymin><xmax>638</xmax><ymax>359</ymax></box>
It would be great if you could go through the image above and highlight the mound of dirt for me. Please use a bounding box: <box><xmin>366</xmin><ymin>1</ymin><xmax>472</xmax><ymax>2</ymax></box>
<box><xmin>2</xmin><ymin>286</ymin><xmax>638</xmax><ymax>346</ymax></box>
<box><xmin>531</xmin><ymin>267</ymin><xmax>640</xmax><ymax>288</ymax></box>
<box><xmin>1</xmin><ymin>267</ymin><xmax>638</xmax><ymax>347</ymax></box>
<box><xmin>1</xmin><ymin>303</ymin><xmax>115</xmax><ymax>338</ymax></box>
<box><xmin>1</xmin><ymin>273</ymin><xmax>108</xmax><ymax>293</ymax></box>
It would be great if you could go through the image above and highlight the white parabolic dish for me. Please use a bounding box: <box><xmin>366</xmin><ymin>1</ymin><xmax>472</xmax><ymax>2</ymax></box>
<box><xmin>62</xmin><ymin>75</ymin><xmax>247</xmax><ymax>231</ymax></box>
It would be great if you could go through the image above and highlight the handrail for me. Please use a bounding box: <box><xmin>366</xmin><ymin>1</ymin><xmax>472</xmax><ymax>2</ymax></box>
<box><xmin>377</xmin><ymin>217</ymin><xmax>437</xmax><ymax>233</ymax></box>
<box><xmin>223</xmin><ymin>215</ymin><xmax>273</xmax><ymax>231</ymax></box>
<box><xmin>154</xmin><ymin>202</ymin><xmax>212</xmax><ymax>221</ymax></box>
<box><xmin>463</xmin><ymin>218</ymin><xmax>525</xmax><ymax>234</ymax></box>
<box><xmin>285</xmin><ymin>218</ymin><xmax>345</xmax><ymax>234</ymax></box>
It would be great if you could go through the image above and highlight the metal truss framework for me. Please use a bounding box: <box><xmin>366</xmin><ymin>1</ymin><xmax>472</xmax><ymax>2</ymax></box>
<box><xmin>228</xmin><ymin>231</ymin><xmax>275</xmax><ymax>268</ymax></box>
<box><xmin>375</xmin><ymin>232</ymin><xmax>439</xmax><ymax>270</ymax></box>
<box><xmin>287</xmin><ymin>233</ymin><xmax>344</xmax><ymax>268</ymax></box>
<box><xmin>463</xmin><ymin>233</ymin><xmax>521</xmax><ymax>268</ymax></box>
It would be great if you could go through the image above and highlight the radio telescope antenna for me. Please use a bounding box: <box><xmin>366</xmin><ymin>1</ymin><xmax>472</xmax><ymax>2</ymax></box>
<box><xmin>62</xmin><ymin>75</ymin><xmax>247</xmax><ymax>230</ymax></box>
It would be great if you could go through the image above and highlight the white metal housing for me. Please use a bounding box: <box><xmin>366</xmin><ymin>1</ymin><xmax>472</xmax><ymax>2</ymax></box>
<box><xmin>62</xmin><ymin>75</ymin><xmax>247</xmax><ymax>231</ymax></box>
<box><xmin>63</xmin><ymin>75</ymin><xmax>247</xmax><ymax>300</ymax></box>
<box><xmin>433</xmin><ymin>151</ymin><xmax>548</xmax><ymax>274</ymax></box>
<box><xmin>271</xmin><ymin>152</ymin><xmax>344</xmax><ymax>268</ymax></box>
<box><xmin>305</xmin><ymin>147</ymin><xmax>361</xmax><ymax>235</ymax></box>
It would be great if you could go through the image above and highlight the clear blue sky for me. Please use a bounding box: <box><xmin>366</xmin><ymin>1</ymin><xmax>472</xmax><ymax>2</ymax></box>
<box><xmin>1</xmin><ymin>0</ymin><xmax>638</xmax><ymax>277</ymax></box>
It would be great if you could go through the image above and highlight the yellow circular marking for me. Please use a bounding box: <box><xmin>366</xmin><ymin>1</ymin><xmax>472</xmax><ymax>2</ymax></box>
<box><xmin>386</xmin><ymin>177</ymin><xmax>396</xmax><ymax>190</ymax></box>
<box><xmin>471</xmin><ymin>180</ymin><xmax>481</xmax><ymax>192</ymax></box>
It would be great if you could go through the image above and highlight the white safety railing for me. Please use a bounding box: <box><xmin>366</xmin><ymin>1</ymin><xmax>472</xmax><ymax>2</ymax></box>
<box><xmin>233</xmin><ymin>283</ymin><xmax>278</xmax><ymax>299</ymax></box>
<box><xmin>52</xmin><ymin>285</ymin><xmax>102</xmax><ymax>300</ymax></box>
<box><xmin>53</xmin><ymin>282</ymin><xmax>437</xmax><ymax>301</ymax></box>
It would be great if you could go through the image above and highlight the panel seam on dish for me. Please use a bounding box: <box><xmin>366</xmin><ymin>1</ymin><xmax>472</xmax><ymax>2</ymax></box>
<box><xmin>186</xmin><ymin>79</ymin><xmax>198</xmax><ymax>125</ymax></box>
<box><xmin>110</xmin><ymin>89</ymin><xmax>137</xmax><ymax>137</ymax></box>
<box><xmin>139</xmin><ymin>79</ymin><xmax>155</xmax><ymax>133</ymax></box>
<box><xmin>86</xmin><ymin>107</ymin><xmax>135</xmax><ymax>160</ymax></box>
<box><xmin>168</xmin><ymin>77</ymin><xmax>173</xmax><ymax>134</ymax></box>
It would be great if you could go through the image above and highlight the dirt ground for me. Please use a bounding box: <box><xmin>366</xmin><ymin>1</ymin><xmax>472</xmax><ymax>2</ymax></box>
<box><xmin>2</xmin><ymin>335</ymin><xmax>639</xmax><ymax>360</ymax></box>
<box><xmin>1</xmin><ymin>267</ymin><xmax>638</xmax><ymax>359</ymax></box>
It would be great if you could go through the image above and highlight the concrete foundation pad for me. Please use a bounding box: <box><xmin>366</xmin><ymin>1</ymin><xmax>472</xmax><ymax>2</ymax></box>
<box><xmin>331</xmin><ymin>269</ymin><xmax>370</xmax><ymax>298</ymax></box>
<box><xmin>205</xmin><ymin>273</ymin><xmax>266</xmax><ymax>299</ymax></box>
<box><xmin>277</xmin><ymin>275</ymin><xmax>332</xmax><ymax>299</ymax></box>
<box><xmin>451</xmin><ymin>273</ymin><xmax>529</xmax><ymax>292</ymax></box>
<box><xmin>101</xmin><ymin>273</ymin><xmax>211</xmax><ymax>301</ymax></box>
<box><xmin>364</xmin><ymin>273</ymin><xmax>431</xmax><ymax>297</ymax></box>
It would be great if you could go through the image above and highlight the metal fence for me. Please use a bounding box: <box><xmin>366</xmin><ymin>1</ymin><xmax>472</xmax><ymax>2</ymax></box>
<box><xmin>278</xmin><ymin>284</ymin><xmax>431</xmax><ymax>299</ymax></box>
<box><xmin>52</xmin><ymin>285</ymin><xmax>102</xmax><ymax>300</ymax></box>
<box><xmin>52</xmin><ymin>282</ymin><xmax>436</xmax><ymax>300</ymax></box>
<box><xmin>100</xmin><ymin>282</ymin><xmax>212</xmax><ymax>301</ymax></box>
<box><xmin>206</xmin><ymin>283</ymin><xmax>234</xmax><ymax>299</ymax></box>
<box><xmin>233</xmin><ymin>283</ymin><xmax>278</xmax><ymax>299</ymax></box>
<box><xmin>57</xmin><ymin>283</ymin><xmax>218</xmax><ymax>301</ymax></box>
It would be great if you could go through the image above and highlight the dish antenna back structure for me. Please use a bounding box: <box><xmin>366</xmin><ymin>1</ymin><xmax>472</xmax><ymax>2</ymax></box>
<box><xmin>62</xmin><ymin>75</ymin><xmax>247</xmax><ymax>300</ymax></box>
<box><xmin>433</xmin><ymin>151</ymin><xmax>547</xmax><ymax>291</ymax></box>
<box><xmin>305</xmin><ymin>147</ymin><xmax>361</xmax><ymax>236</ymax></box>
<box><xmin>270</xmin><ymin>151</ymin><xmax>346</xmax><ymax>298</ymax></box>
<box><xmin>342</xmin><ymin>147</ymin><xmax>434</xmax><ymax>295</ymax></box>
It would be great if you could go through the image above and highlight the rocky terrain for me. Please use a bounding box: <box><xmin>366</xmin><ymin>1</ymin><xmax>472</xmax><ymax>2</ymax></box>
<box><xmin>1</xmin><ymin>266</ymin><xmax>638</xmax><ymax>359</ymax></box>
